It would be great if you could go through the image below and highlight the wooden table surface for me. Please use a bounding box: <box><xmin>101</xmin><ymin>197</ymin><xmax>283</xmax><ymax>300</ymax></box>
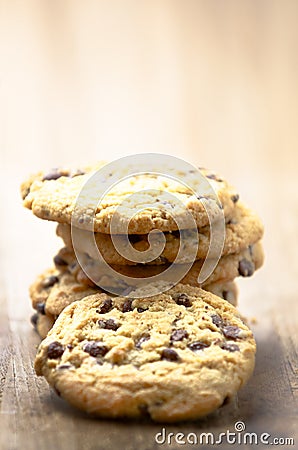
<box><xmin>1</xmin><ymin>1</ymin><xmax>298</xmax><ymax>449</ymax></box>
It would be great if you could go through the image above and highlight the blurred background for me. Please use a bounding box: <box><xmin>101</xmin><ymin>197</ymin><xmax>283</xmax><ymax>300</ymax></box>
<box><xmin>0</xmin><ymin>0</ymin><xmax>297</xmax><ymax>306</ymax></box>
<box><xmin>1</xmin><ymin>0</ymin><xmax>297</xmax><ymax>175</ymax></box>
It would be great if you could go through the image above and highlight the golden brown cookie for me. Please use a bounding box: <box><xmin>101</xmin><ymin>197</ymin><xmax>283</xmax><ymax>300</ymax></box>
<box><xmin>29</xmin><ymin>280</ymin><xmax>238</xmax><ymax>339</ymax></box>
<box><xmin>22</xmin><ymin>164</ymin><xmax>239</xmax><ymax>233</ymax></box>
<box><xmin>29</xmin><ymin>266</ymin><xmax>238</xmax><ymax>328</ymax></box>
<box><xmin>204</xmin><ymin>280</ymin><xmax>238</xmax><ymax>306</ymax></box>
<box><xmin>57</xmin><ymin>203</ymin><xmax>263</xmax><ymax>265</ymax></box>
<box><xmin>34</xmin><ymin>285</ymin><xmax>256</xmax><ymax>422</ymax></box>
<box><xmin>63</xmin><ymin>241</ymin><xmax>263</xmax><ymax>292</ymax></box>
<box><xmin>29</xmin><ymin>267</ymin><xmax>100</xmax><ymax>316</ymax></box>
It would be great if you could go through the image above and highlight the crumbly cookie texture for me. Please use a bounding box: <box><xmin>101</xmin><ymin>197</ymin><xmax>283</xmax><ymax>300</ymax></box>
<box><xmin>57</xmin><ymin>202</ymin><xmax>263</xmax><ymax>264</ymax></box>
<box><xmin>34</xmin><ymin>285</ymin><xmax>256</xmax><ymax>422</ymax></box>
<box><xmin>58</xmin><ymin>240</ymin><xmax>263</xmax><ymax>292</ymax></box>
<box><xmin>21</xmin><ymin>164</ymin><xmax>239</xmax><ymax>233</ymax></box>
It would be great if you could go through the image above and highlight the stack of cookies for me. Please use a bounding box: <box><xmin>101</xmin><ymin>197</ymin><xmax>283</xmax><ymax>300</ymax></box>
<box><xmin>21</xmin><ymin>162</ymin><xmax>264</xmax><ymax>421</ymax></box>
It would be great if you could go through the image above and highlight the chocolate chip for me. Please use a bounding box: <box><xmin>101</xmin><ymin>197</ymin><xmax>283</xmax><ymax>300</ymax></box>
<box><xmin>154</xmin><ymin>400</ymin><xmax>164</xmax><ymax>407</ymax></box>
<box><xmin>222</xmin><ymin>325</ymin><xmax>240</xmax><ymax>340</ymax></box>
<box><xmin>83</xmin><ymin>341</ymin><xmax>109</xmax><ymax>357</ymax></box>
<box><xmin>128</xmin><ymin>235</ymin><xmax>142</xmax><ymax>244</ymax></box>
<box><xmin>30</xmin><ymin>313</ymin><xmax>38</xmax><ymax>327</ymax></box>
<box><xmin>36</xmin><ymin>302</ymin><xmax>46</xmax><ymax>315</ymax></box>
<box><xmin>197</xmin><ymin>195</ymin><xmax>206</xmax><ymax>201</ymax></box>
<box><xmin>188</xmin><ymin>341</ymin><xmax>210</xmax><ymax>351</ymax></box>
<box><xmin>47</xmin><ymin>342</ymin><xmax>64</xmax><ymax>359</ymax></box>
<box><xmin>53</xmin><ymin>255</ymin><xmax>68</xmax><ymax>267</ymax></box>
<box><xmin>41</xmin><ymin>275</ymin><xmax>59</xmax><ymax>289</ymax></box>
<box><xmin>98</xmin><ymin>318</ymin><xmax>119</xmax><ymax>331</ymax></box>
<box><xmin>71</xmin><ymin>169</ymin><xmax>85</xmax><ymax>177</ymax></box>
<box><xmin>211</xmin><ymin>314</ymin><xmax>223</xmax><ymax>328</ymax></box>
<box><xmin>170</xmin><ymin>329</ymin><xmax>189</xmax><ymax>342</ymax></box>
<box><xmin>161</xmin><ymin>348</ymin><xmax>180</xmax><ymax>361</ymax></box>
<box><xmin>97</xmin><ymin>298</ymin><xmax>113</xmax><ymax>314</ymax></box>
<box><xmin>137</xmin><ymin>307</ymin><xmax>147</xmax><ymax>313</ymax></box>
<box><xmin>231</xmin><ymin>194</ymin><xmax>239</xmax><ymax>203</ymax></box>
<box><xmin>67</xmin><ymin>344</ymin><xmax>73</xmax><ymax>351</ymax></box>
<box><xmin>42</xmin><ymin>170</ymin><xmax>64</xmax><ymax>181</ymax></box>
<box><xmin>122</xmin><ymin>299</ymin><xmax>133</xmax><ymax>312</ymax></box>
<box><xmin>206</xmin><ymin>173</ymin><xmax>223</xmax><ymax>182</ymax></box>
<box><xmin>226</xmin><ymin>218</ymin><xmax>237</xmax><ymax>225</ymax></box>
<box><xmin>159</xmin><ymin>256</ymin><xmax>169</xmax><ymax>264</ymax></box>
<box><xmin>135</xmin><ymin>334</ymin><xmax>150</xmax><ymax>349</ymax></box>
<box><xmin>221</xmin><ymin>396</ymin><xmax>231</xmax><ymax>406</ymax></box>
<box><xmin>238</xmin><ymin>259</ymin><xmax>255</xmax><ymax>277</ymax></box>
<box><xmin>160</xmin><ymin>200</ymin><xmax>174</xmax><ymax>208</ymax></box>
<box><xmin>172</xmin><ymin>293</ymin><xmax>192</xmax><ymax>307</ymax></box>
<box><xmin>57</xmin><ymin>364</ymin><xmax>72</xmax><ymax>370</ymax></box>
<box><xmin>220</xmin><ymin>342</ymin><xmax>240</xmax><ymax>352</ymax></box>
<box><xmin>138</xmin><ymin>404</ymin><xmax>150</xmax><ymax>418</ymax></box>
<box><xmin>222</xmin><ymin>290</ymin><xmax>229</xmax><ymax>301</ymax></box>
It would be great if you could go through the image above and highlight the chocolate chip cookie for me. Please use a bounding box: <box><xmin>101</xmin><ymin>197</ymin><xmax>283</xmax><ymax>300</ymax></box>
<box><xmin>34</xmin><ymin>285</ymin><xmax>256</xmax><ymax>422</ymax></box>
<box><xmin>22</xmin><ymin>164</ymin><xmax>239</xmax><ymax>233</ymax></box>
<box><xmin>57</xmin><ymin>203</ymin><xmax>263</xmax><ymax>265</ymax></box>
<box><xmin>29</xmin><ymin>267</ymin><xmax>99</xmax><ymax>316</ymax></box>
<box><xmin>29</xmin><ymin>266</ymin><xmax>238</xmax><ymax>338</ymax></box>
<box><xmin>63</xmin><ymin>240</ymin><xmax>263</xmax><ymax>292</ymax></box>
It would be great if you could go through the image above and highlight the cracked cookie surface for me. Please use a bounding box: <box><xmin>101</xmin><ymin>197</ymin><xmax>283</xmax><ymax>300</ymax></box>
<box><xmin>35</xmin><ymin>284</ymin><xmax>256</xmax><ymax>422</ymax></box>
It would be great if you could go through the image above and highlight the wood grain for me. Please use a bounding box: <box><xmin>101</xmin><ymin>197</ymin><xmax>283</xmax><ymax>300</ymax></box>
<box><xmin>1</xmin><ymin>1</ymin><xmax>298</xmax><ymax>449</ymax></box>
